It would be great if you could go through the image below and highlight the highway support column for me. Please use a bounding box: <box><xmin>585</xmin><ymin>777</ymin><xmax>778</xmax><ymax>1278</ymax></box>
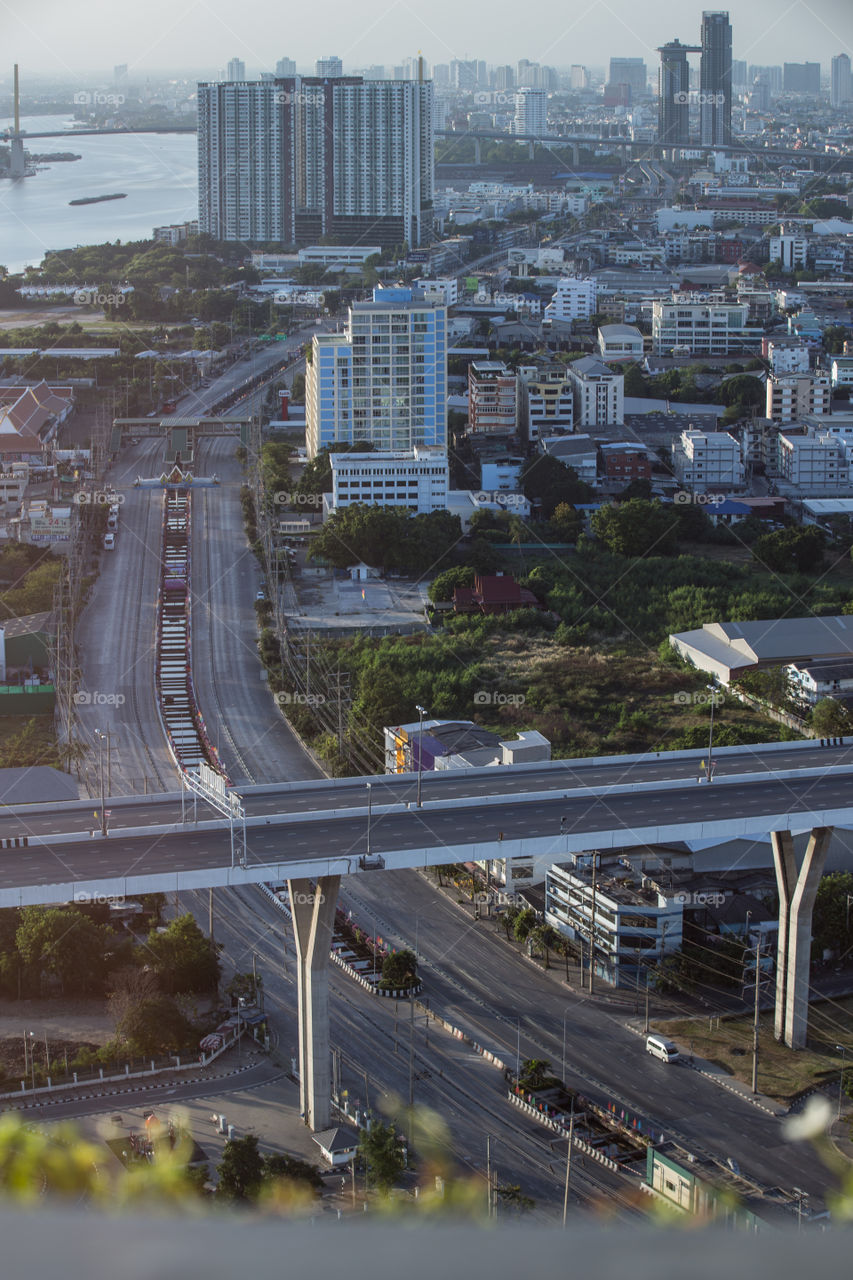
<box><xmin>289</xmin><ymin>874</ymin><xmax>340</xmax><ymax>1130</ymax></box>
<box><xmin>771</xmin><ymin>827</ymin><xmax>830</xmax><ymax>1049</ymax></box>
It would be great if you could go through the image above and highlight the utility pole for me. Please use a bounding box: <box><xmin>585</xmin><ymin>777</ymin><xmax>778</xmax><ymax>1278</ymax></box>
<box><xmin>588</xmin><ymin>854</ymin><xmax>599</xmax><ymax>996</ymax></box>
<box><xmin>752</xmin><ymin>930</ymin><xmax>761</xmax><ymax>1095</ymax></box>
<box><xmin>562</xmin><ymin>1102</ymin><xmax>575</xmax><ymax>1229</ymax></box>
<box><xmin>486</xmin><ymin>1135</ymin><xmax>493</xmax><ymax>1219</ymax></box>
<box><xmin>408</xmin><ymin>995</ymin><xmax>415</xmax><ymax>1148</ymax></box>
<box><xmin>644</xmin><ymin>970</ymin><xmax>650</xmax><ymax>1035</ymax></box>
<box><xmin>416</xmin><ymin>704</ymin><xmax>426</xmax><ymax>807</ymax></box>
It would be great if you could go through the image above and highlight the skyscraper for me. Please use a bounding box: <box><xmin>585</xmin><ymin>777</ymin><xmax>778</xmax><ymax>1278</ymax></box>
<box><xmin>783</xmin><ymin>62</ymin><xmax>820</xmax><ymax>94</ymax></box>
<box><xmin>316</xmin><ymin>55</ymin><xmax>343</xmax><ymax>78</ymax></box>
<box><xmin>276</xmin><ymin>57</ymin><xmax>296</xmax><ymax>78</ymax></box>
<box><xmin>657</xmin><ymin>40</ymin><xmax>692</xmax><ymax>144</ymax></box>
<box><xmin>306</xmin><ymin>287</ymin><xmax>447</xmax><ymax>458</ymax></box>
<box><xmin>831</xmin><ymin>53</ymin><xmax>852</xmax><ymax>107</ymax></box>
<box><xmin>198</xmin><ymin>76</ymin><xmax>433</xmax><ymax>249</ymax></box>
<box><xmin>609</xmin><ymin>58</ymin><xmax>647</xmax><ymax>96</ymax></box>
<box><xmin>226</xmin><ymin>57</ymin><xmax>246</xmax><ymax>82</ymax></box>
<box><xmin>513</xmin><ymin>88</ymin><xmax>547</xmax><ymax>136</ymax></box>
<box><xmin>699</xmin><ymin>11</ymin><xmax>732</xmax><ymax>145</ymax></box>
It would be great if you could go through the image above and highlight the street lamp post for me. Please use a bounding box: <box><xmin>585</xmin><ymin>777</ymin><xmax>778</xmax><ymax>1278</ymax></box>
<box><xmin>705</xmin><ymin>682</ymin><xmax>718</xmax><ymax>782</ymax></box>
<box><xmin>366</xmin><ymin>783</ymin><xmax>372</xmax><ymax>857</ymax></box>
<box><xmin>561</xmin><ymin>1008</ymin><xmax>570</xmax><ymax>1084</ymax></box>
<box><xmin>94</xmin><ymin>729</ymin><xmax>107</xmax><ymax>837</ymax></box>
<box><xmin>415</xmin><ymin>705</ymin><xmax>426</xmax><ymax>808</ymax></box>
<box><xmin>837</xmin><ymin>1044</ymin><xmax>847</xmax><ymax>1121</ymax></box>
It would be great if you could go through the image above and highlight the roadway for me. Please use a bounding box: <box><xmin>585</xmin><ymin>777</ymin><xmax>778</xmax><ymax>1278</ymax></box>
<box><xmin>3</xmin><ymin>771</ymin><xmax>853</xmax><ymax>901</ymax></box>
<box><xmin>5</xmin><ymin>739</ymin><xmax>853</xmax><ymax>838</ymax></box>
<box><xmin>178</xmin><ymin>883</ymin><xmax>643</xmax><ymax>1220</ymax></box>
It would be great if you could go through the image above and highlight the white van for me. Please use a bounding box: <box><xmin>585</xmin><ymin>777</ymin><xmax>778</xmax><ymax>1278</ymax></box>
<box><xmin>646</xmin><ymin>1034</ymin><xmax>679</xmax><ymax>1063</ymax></box>
<box><xmin>103</xmin><ymin>532</ymin><xmax>115</xmax><ymax>551</ymax></box>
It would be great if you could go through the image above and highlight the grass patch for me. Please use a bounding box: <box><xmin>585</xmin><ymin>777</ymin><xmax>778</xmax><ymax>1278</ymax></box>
<box><xmin>0</xmin><ymin>716</ymin><xmax>60</xmax><ymax>769</ymax></box>
<box><xmin>656</xmin><ymin>999</ymin><xmax>853</xmax><ymax>1101</ymax></box>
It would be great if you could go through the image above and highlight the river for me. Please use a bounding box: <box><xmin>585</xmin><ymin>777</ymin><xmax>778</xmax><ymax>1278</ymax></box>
<box><xmin>0</xmin><ymin>115</ymin><xmax>198</xmax><ymax>273</ymax></box>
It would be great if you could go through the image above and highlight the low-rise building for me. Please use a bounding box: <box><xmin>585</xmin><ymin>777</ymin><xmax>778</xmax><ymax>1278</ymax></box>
<box><xmin>324</xmin><ymin>447</ymin><xmax>449</xmax><ymax>517</ymax></box>
<box><xmin>414</xmin><ymin>277</ymin><xmax>459</xmax><ymax>306</ymax></box>
<box><xmin>542</xmin><ymin>434</ymin><xmax>598</xmax><ymax>485</ymax></box>
<box><xmin>468</xmin><ymin>362</ymin><xmax>518</xmax><ymax>435</ymax></box>
<box><xmin>769</xmin><ymin>232</ymin><xmax>809</xmax><ymax>271</ymax></box>
<box><xmin>517</xmin><ymin>368</ymin><xmax>574</xmax><ymax>443</ymax></box>
<box><xmin>766</xmin><ymin>372</ymin><xmax>832</xmax><ymax>423</ymax></box>
<box><xmin>831</xmin><ymin>356</ymin><xmax>853</xmax><ymax>389</ymax></box>
<box><xmin>651</xmin><ymin>294</ymin><xmax>752</xmax><ymax>357</ymax></box>
<box><xmin>669</xmin><ymin>614</ymin><xmax>853</xmax><ymax>685</ymax></box>
<box><xmin>787</xmin><ymin>659</ymin><xmax>853</xmax><ymax>709</ymax></box>
<box><xmin>671</xmin><ymin>430</ymin><xmax>744</xmax><ymax>492</ymax></box>
<box><xmin>776</xmin><ymin>431</ymin><xmax>846</xmax><ymax>492</ymax></box>
<box><xmin>767</xmin><ymin>342</ymin><xmax>810</xmax><ymax>375</ymax></box>
<box><xmin>543</xmin><ymin>276</ymin><xmax>598</xmax><ymax>324</ymax></box>
<box><xmin>545</xmin><ymin>858</ymin><xmax>683</xmax><ymax>988</ymax></box>
<box><xmin>599</xmin><ymin>441</ymin><xmax>652</xmax><ymax>484</ymax></box>
<box><xmin>568</xmin><ymin>357</ymin><xmax>624</xmax><ymax>427</ymax></box>
<box><xmin>297</xmin><ymin>245</ymin><xmax>381</xmax><ymax>267</ymax></box>
<box><xmin>597</xmin><ymin>323</ymin><xmax>644</xmax><ymax>361</ymax></box>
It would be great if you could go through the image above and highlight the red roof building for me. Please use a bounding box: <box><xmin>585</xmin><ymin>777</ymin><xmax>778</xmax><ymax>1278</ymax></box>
<box><xmin>452</xmin><ymin>572</ymin><xmax>540</xmax><ymax>615</ymax></box>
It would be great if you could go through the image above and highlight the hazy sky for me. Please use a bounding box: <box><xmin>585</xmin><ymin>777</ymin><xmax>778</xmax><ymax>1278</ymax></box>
<box><xmin>7</xmin><ymin>0</ymin><xmax>852</xmax><ymax>79</ymax></box>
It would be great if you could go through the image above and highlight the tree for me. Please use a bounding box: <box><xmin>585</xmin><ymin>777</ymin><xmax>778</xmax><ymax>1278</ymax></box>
<box><xmin>216</xmin><ymin>1134</ymin><xmax>264</xmax><ymax>1201</ymax></box>
<box><xmin>811</xmin><ymin>698</ymin><xmax>852</xmax><ymax>739</ymax></box>
<box><xmin>15</xmin><ymin>906</ymin><xmax>116</xmax><ymax>996</ymax></box>
<box><xmin>812</xmin><ymin>870</ymin><xmax>853</xmax><ymax>956</ymax></box>
<box><xmin>520</xmin><ymin>455</ymin><xmax>593</xmax><ymax>518</ymax></box>
<box><xmin>518</xmin><ymin>1058</ymin><xmax>552</xmax><ymax>1090</ymax></box>
<box><xmin>590</xmin><ymin>499</ymin><xmax>678</xmax><ymax>557</ymax></box>
<box><xmin>358</xmin><ymin>1119</ymin><xmax>405</xmax><ymax>1193</ymax></box>
<box><xmin>548</xmin><ymin>502</ymin><xmax>582</xmax><ymax>542</ymax></box>
<box><xmin>512</xmin><ymin>907</ymin><xmax>537</xmax><ymax>947</ymax></box>
<box><xmin>262</xmin><ymin>1153</ymin><xmax>324</xmax><ymax>1194</ymax></box>
<box><xmin>753</xmin><ymin>526</ymin><xmax>824</xmax><ymax>574</ymax></box>
<box><xmin>428</xmin><ymin>566</ymin><xmax>475</xmax><ymax>604</ymax></box>
<box><xmin>380</xmin><ymin>949</ymin><xmax>418</xmax><ymax>989</ymax></box>
<box><xmin>117</xmin><ymin>995</ymin><xmax>195</xmax><ymax>1057</ymax></box>
<box><xmin>142</xmin><ymin>914</ymin><xmax>220</xmax><ymax>994</ymax></box>
<box><xmin>495</xmin><ymin>1183</ymin><xmax>535</xmax><ymax>1213</ymax></box>
<box><xmin>721</xmin><ymin>374</ymin><xmax>765</xmax><ymax>410</ymax></box>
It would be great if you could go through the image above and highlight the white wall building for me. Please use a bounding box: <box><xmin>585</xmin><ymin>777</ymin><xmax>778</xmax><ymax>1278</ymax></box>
<box><xmin>568</xmin><ymin>357</ymin><xmax>624</xmax><ymax>427</ymax></box>
<box><xmin>544</xmin><ymin>277</ymin><xmax>598</xmax><ymax>324</ymax></box>
<box><xmin>306</xmin><ymin>287</ymin><xmax>447</xmax><ymax>458</ymax></box>
<box><xmin>766</xmin><ymin>372</ymin><xmax>832</xmax><ymax>423</ymax></box>
<box><xmin>324</xmin><ymin>446</ymin><xmax>449</xmax><ymax>516</ymax></box>
<box><xmin>513</xmin><ymin>88</ymin><xmax>547</xmax><ymax>136</ymax></box>
<box><xmin>776</xmin><ymin>431</ymin><xmax>846</xmax><ymax>492</ymax></box>
<box><xmin>769</xmin><ymin>233</ymin><xmax>809</xmax><ymax>271</ymax></box>
<box><xmin>652</xmin><ymin>295</ymin><xmax>752</xmax><ymax>356</ymax></box>
<box><xmin>297</xmin><ymin>245</ymin><xmax>381</xmax><ymax>267</ymax></box>
<box><xmin>414</xmin><ymin>277</ymin><xmax>459</xmax><ymax>306</ymax></box>
<box><xmin>597</xmin><ymin>323</ymin><xmax>644</xmax><ymax>361</ymax></box>
<box><xmin>671</xmin><ymin>430</ymin><xmax>744</xmax><ymax>492</ymax></box>
<box><xmin>831</xmin><ymin>357</ymin><xmax>853</xmax><ymax>389</ymax></box>
<box><xmin>767</xmin><ymin>342</ymin><xmax>810</xmax><ymax>375</ymax></box>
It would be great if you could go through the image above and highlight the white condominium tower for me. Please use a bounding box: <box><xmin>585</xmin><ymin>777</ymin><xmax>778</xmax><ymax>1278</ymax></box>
<box><xmin>306</xmin><ymin>288</ymin><xmax>447</xmax><ymax>459</ymax></box>
<box><xmin>198</xmin><ymin>75</ymin><xmax>433</xmax><ymax>248</ymax></box>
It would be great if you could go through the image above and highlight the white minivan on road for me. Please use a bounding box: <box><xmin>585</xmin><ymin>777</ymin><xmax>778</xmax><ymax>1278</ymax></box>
<box><xmin>646</xmin><ymin>1034</ymin><xmax>679</xmax><ymax>1063</ymax></box>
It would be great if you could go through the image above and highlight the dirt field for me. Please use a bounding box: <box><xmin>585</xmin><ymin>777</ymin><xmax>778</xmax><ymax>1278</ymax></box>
<box><xmin>0</xmin><ymin>997</ymin><xmax>113</xmax><ymax>1043</ymax></box>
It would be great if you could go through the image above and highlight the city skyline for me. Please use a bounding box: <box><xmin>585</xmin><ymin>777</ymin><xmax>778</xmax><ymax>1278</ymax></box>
<box><xmin>6</xmin><ymin>0</ymin><xmax>851</xmax><ymax>77</ymax></box>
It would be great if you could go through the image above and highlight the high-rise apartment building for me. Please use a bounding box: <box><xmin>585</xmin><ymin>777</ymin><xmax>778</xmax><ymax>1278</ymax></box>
<box><xmin>198</xmin><ymin>76</ymin><xmax>433</xmax><ymax>249</ymax></box>
<box><xmin>276</xmin><ymin>57</ymin><xmax>296</xmax><ymax>78</ymax></box>
<box><xmin>494</xmin><ymin>65</ymin><xmax>515</xmax><ymax>91</ymax></box>
<box><xmin>544</xmin><ymin>277</ymin><xmax>598</xmax><ymax>324</ymax></box>
<box><xmin>570</xmin><ymin>65</ymin><xmax>590</xmax><ymax>91</ymax></box>
<box><xmin>783</xmin><ymin>62</ymin><xmax>820</xmax><ymax>94</ymax></box>
<box><xmin>731</xmin><ymin>59</ymin><xmax>747</xmax><ymax>88</ymax></box>
<box><xmin>609</xmin><ymin>58</ymin><xmax>647</xmax><ymax>95</ymax></box>
<box><xmin>748</xmin><ymin>64</ymin><xmax>782</xmax><ymax>93</ymax></box>
<box><xmin>699</xmin><ymin>11</ymin><xmax>732</xmax><ymax>145</ymax></box>
<box><xmin>306</xmin><ymin>288</ymin><xmax>447</xmax><ymax>459</ymax></box>
<box><xmin>657</xmin><ymin>40</ymin><xmax>693</xmax><ymax>144</ymax></box>
<box><xmin>316</xmin><ymin>56</ymin><xmax>343</xmax><ymax>78</ymax></box>
<box><xmin>513</xmin><ymin>88</ymin><xmax>547</xmax><ymax>136</ymax></box>
<box><xmin>831</xmin><ymin>54</ymin><xmax>852</xmax><ymax>107</ymax></box>
<box><xmin>451</xmin><ymin>59</ymin><xmax>477</xmax><ymax>90</ymax></box>
<box><xmin>766</xmin><ymin>373</ymin><xmax>832</xmax><ymax>423</ymax></box>
<box><xmin>227</xmin><ymin>57</ymin><xmax>246</xmax><ymax>82</ymax></box>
